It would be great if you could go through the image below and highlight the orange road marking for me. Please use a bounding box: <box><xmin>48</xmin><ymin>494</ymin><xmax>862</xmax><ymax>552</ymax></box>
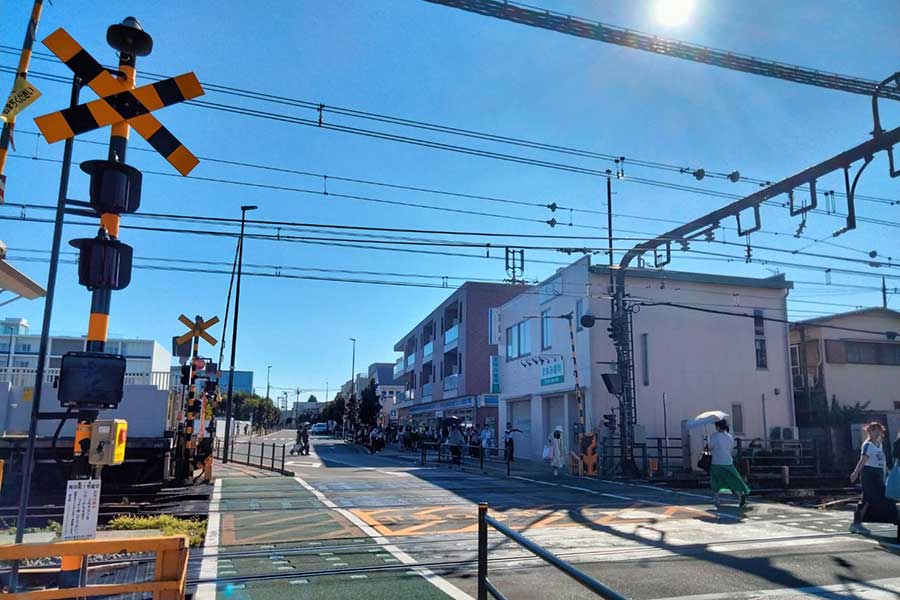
<box><xmin>391</xmin><ymin>520</ymin><xmax>448</xmax><ymax>536</ymax></box>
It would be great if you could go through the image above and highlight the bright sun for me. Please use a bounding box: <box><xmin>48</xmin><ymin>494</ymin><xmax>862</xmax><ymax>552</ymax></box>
<box><xmin>654</xmin><ymin>0</ymin><xmax>696</xmax><ymax>27</ymax></box>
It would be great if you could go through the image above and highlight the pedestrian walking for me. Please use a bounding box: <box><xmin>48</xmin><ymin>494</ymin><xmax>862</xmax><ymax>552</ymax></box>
<box><xmin>299</xmin><ymin>423</ymin><xmax>310</xmax><ymax>456</ymax></box>
<box><xmin>850</xmin><ymin>422</ymin><xmax>889</xmax><ymax>535</ymax></box>
<box><xmin>548</xmin><ymin>425</ymin><xmax>565</xmax><ymax>477</ymax></box>
<box><xmin>709</xmin><ymin>419</ymin><xmax>750</xmax><ymax>509</ymax></box>
<box><xmin>504</xmin><ymin>422</ymin><xmax>523</xmax><ymax>463</ymax></box>
<box><xmin>448</xmin><ymin>424</ymin><xmax>466</xmax><ymax>468</ymax></box>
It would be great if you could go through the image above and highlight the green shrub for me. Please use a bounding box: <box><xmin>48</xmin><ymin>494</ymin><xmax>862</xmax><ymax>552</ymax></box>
<box><xmin>105</xmin><ymin>514</ymin><xmax>207</xmax><ymax>547</ymax></box>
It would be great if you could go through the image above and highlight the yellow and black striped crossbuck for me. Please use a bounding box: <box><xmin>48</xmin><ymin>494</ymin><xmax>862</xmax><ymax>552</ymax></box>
<box><xmin>33</xmin><ymin>28</ymin><xmax>204</xmax><ymax>176</ymax></box>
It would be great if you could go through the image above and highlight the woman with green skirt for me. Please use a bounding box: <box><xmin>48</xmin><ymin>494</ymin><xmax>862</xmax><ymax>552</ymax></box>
<box><xmin>709</xmin><ymin>419</ymin><xmax>750</xmax><ymax>508</ymax></box>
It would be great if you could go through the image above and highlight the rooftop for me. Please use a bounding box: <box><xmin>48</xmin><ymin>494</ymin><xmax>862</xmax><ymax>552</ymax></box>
<box><xmin>792</xmin><ymin>307</ymin><xmax>900</xmax><ymax>327</ymax></box>
<box><xmin>589</xmin><ymin>265</ymin><xmax>794</xmax><ymax>290</ymax></box>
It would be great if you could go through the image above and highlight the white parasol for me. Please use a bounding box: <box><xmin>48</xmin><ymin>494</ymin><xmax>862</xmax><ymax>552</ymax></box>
<box><xmin>687</xmin><ymin>410</ymin><xmax>729</xmax><ymax>429</ymax></box>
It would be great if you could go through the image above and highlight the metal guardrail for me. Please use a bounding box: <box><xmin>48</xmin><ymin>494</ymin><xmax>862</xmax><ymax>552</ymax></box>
<box><xmin>477</xmin><ymin>503</ymin><xmax>628</xmax><ymax>600</ymax></box>
<box><xmin>420</xmin><ymin>441</ymin><xmax>511</xmax><ymax>475</ymax></box>
<box><xmin>0</xmin><ymin>534</ymin><xmax>189</xmax><ymax>599</ymax></box>
<box><xmin>213</xmin><ymin>438</ymin><xmax>287</xmax><ymax>474</ymax></box>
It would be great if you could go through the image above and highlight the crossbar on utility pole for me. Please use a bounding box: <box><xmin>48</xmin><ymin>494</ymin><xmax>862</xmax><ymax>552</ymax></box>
<box><xmin>610</xmin><ymin>78</ymin><xmax>900</xmax><ymax>475</ymax></box>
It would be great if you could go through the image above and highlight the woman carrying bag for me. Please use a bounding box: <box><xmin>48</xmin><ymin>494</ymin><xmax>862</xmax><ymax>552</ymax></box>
<box><xmin>850</xmin><ymin>422</ymin><xmax>890</xmax><ymax>534</ymax></box>
<box><xmin>709</xmin><ymin>419</ymin><xmax>750</xmax><ymax>509</ymax></box>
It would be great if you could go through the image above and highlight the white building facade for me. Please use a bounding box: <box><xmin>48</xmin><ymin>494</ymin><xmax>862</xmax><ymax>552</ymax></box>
<box><xmin>495</xmin><ymin>257</ymin><xmax>795</xmax><ymax>460</ymax></box>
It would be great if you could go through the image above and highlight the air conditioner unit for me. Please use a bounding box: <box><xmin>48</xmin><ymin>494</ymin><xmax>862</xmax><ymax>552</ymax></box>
<box><xmin>769</xmin><ymin>426</ymin><xmax>799</xmax><ymax>441</ymax></box>
<box><xmin>781</xmin><ymin>427</ymin><xmax>799</xmax><ymax>441</ymax></box>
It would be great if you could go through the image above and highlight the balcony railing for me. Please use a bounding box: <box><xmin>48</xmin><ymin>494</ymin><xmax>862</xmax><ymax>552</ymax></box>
<box><xmin>444</xmin><ymin>324</ymin><xmax>459</xmax><ymax>346</ymax></box>
<box><xmin>443</xmin><ymin>373</ymin><xmax>459</xmax><ymax>392</ymax></box>
<box><xmin>405</xmin><ymin>354</ymin><xmax>415</xmax><ymax>371</ymax></box>
<box><xmin>422</xmin><ymin>382</ymin><xmax>433</xmax><ymax>400</ymax></box>
<box><xmin>423</xmin><ymin>340</ymin><xmax>434</xmax><ymax>362</ymax></box>
<box><xmin>393</xmin><ymin>359</ymin><xmax>404</xmax><ymax>378</ymax></box>
<box><xmin>0</xmin><ymin>367</ymin><xmax>171</xmax><ymax>391</ymax></box>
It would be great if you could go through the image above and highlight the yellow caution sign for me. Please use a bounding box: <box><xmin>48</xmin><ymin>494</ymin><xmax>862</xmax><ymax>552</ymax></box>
<box><xmin>1</xmin><ymin>77</ymin><xmax>41</xmax><ymax>123</ymax></box>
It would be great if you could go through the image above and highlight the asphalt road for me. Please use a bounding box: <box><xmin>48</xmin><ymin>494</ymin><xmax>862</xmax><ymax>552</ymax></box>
<box><xmin>201</xmin><ymin>431</ymin><xmax>900</xmax><ymax>599</ymax></box>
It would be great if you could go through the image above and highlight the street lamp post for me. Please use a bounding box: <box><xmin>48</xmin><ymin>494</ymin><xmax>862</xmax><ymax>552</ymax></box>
<box><xmin>223</xmin><ymin>204</ymin><xmax>257</xmax><ymax>463</ymax></box>
<box><xmin>347</xmin><ymin>337</ymin><xmax>356</xmax><ymax>439</ymax></box>
<box><xmin>266</xmin><ymin>365</ymin><xmax>272</xmax><ymax>400</ymax></box>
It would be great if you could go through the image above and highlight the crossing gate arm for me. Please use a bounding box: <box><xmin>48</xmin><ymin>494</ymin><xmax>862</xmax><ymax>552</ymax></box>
<box><xmin>0</xmin><ymin>534</ymin><xmax>189</xmax><ymax>600</ymax></box>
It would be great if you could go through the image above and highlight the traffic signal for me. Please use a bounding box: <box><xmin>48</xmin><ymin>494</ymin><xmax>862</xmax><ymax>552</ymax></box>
<box><xmin>180</xmin><ymin>364</ymin><xmax>191</xmax><ymax>385</ymax></box>
<box><xmin>603</xmin><ymin>413</ymin><xmax>617</xmax><ymax>432</ymax></box>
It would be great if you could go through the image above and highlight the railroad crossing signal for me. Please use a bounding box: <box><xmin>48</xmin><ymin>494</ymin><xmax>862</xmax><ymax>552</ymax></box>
<box><xmin>32</xmin><ymin>28</ymin><xmax>204</xmax><ymax>175</ymax></box>
<box><xmin>176</xmin><ymin>314</ymin><xmax>219</xmax><ymax>346</ymax></box>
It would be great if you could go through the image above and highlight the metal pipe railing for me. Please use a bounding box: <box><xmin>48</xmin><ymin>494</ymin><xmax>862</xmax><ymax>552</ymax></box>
<box><xmin>477</xmin><ymin>503</ymin><xmax>628</xmax><ymax>600</ymax></box>
<box><xmin>420</xmin><ymin>441</ymin><xmax>509</xmax><ymax>474</ymax></box>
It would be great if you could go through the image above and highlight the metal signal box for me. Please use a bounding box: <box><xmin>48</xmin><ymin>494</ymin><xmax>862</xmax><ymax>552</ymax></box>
<box><xmin>89</xmin><ymin>419</ymin><xmax>128</xmax><ymax>466</ymax></box>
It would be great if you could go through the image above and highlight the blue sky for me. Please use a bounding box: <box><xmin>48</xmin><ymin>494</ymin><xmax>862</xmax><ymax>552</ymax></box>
<box><xmin>1</xmin><ymin>0</ymin><xmax>898</xmax><ymax>401</ymax></box>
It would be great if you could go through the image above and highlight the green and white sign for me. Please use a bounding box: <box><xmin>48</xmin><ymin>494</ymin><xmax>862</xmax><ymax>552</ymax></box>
<box><xmin>540</xmin><ymin>361</ymin><xmax>564</xmax><ymax>386</ymax></box>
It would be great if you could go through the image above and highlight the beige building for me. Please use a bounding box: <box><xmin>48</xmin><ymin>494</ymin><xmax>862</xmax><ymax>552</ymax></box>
<box><xmin>790</xmin><ymin>308</ymin><xmax>900</xmax><ymax>430</ymax></box>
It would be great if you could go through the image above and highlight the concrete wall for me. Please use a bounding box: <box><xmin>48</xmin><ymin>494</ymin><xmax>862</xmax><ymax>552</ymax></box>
<box><xmin>621</xmin><ymin>275</ymin><xmax>794</xmax><ymax>440</ymax></box>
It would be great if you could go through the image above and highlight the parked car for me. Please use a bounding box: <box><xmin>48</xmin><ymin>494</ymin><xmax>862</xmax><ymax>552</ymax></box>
<box><xmin>310</xmin><ymin>423</ymin><xmax>329</xmax><ymax>435</ymax></box>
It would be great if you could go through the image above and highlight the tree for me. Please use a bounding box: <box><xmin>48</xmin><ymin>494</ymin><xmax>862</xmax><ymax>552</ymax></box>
<box><xmin>321</xmin><ymin>394</ymin><xmax>345</xmax><ymax>424</ymax></box>
<box><xmin>307</xmin><ymin>394</ymin><xmax>318</xmax><ymax>403</ymax></box>
<box><xmin>358</xmin><ymin>378</ymin><xmax>382</xmax><ymax>428</ymax></box>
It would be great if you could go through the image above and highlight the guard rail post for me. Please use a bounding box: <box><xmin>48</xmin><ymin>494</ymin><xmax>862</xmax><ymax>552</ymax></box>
<box><xmin>656</xmin><ymin>438</ymin><xmax>664</xmax><ymax>474</ymax></box>
<box><xmin>477</xmin><ymin>502</ymin><xmax>488</xmax><ymax>600</ymax></box>
<box><xmin>259</xmin><ymin>443</ymin><xmax>265</xmax><ymax>468</ymax></box>
<box><xmin>270</xmin><ymin>443</ymin><xmax>275</xmax><ymax>470</ymax></box>
<box><xmin>281</xmin><ymin>444</ymin><xmax>286</xmax><ymax>472</ymax></box>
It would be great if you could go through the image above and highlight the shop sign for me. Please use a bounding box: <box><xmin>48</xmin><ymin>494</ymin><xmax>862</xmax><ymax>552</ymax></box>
<box><xmin>540</xmin><ymin>361</ymin><xmax>564</xmax><ymax>386</ymax></box>
<box><xmin>489</xmin><ymin>355</ymin><xmax>500</xmax><ymax>393</ymax></box>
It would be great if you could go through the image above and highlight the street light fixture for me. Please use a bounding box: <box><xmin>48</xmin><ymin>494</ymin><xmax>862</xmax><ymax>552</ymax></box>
<box><xmin>223</xmin><ymin>204</ymin><xmax>257</xmax><ymax>463</ymax></box>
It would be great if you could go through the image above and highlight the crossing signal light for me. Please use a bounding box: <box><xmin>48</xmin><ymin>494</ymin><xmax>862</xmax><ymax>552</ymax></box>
<box><xmin>69</xmin><ymin>234</ymin><xmax>133</xmax><ymax>290</ymax></box>
<box><xmin>603</xmin><ymin>413</ymin><xmax>617</xmax><ymax>432</ymax></box>
<box><xmin>180</xmin><ymin>364</ymin><xmax>191</xmax><ymax>385</ymax></box>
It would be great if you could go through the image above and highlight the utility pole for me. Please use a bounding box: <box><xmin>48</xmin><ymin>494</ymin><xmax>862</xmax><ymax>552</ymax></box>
<box><xmin>266</xmin><ymin>365</ymin><xmax>272</xmax><ymax>400</ymax></box>
<box><xmin>0</xmin><ymin>0</ymin><xmax>44</xmax><ymax>181</ymax></box>
<box><xmin>607</xmin><ymin>174</ymin><xmax>615</xmax><ymax>317</ymax></box>
<box><xmin>883</xmin><ymin>276</ymin><xmax>888</xmax><ymax>308</ymax></box>
<box><xmin>223</xmin><ymin>204</ymin><xmax>257</xmax><ymax>462</ymax></box>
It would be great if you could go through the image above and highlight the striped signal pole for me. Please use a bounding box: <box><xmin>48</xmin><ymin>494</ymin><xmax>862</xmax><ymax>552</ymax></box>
<box><xmin>0</xmin><ymin>0</ymin><xmax>44</xmax><ymax>179</ymax></box>
<box><xmin>61</xmin><ymin>17</ymin><xmax>153</xmax><ymax>589</ymax></box>
<box><xmin>564</xmin><ymin>313</ymin><xmax>586</xmax><ymax>441</ymax></box>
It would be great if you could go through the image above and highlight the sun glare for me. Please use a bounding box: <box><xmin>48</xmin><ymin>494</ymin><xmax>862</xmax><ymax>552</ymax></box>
<box><xmin>654</xmin><ymin>0</ymin><xmax>696</xmax><ymax>27</ymax></box>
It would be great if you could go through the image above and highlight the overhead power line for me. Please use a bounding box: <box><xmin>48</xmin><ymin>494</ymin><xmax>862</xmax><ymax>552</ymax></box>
<box><xmin>2</xmin><ymin>58</ymin><xmax>896</xmax><ymax>210</ymax></box>
<box><xmin>421</xmin><ymin>0</ymin><xmax>900</xmax><ymax>102</ymax></box>
<box><xmin>4</xmin><ymin>201</ymin><xmax>898</xmax><ymax>271</ymax></box>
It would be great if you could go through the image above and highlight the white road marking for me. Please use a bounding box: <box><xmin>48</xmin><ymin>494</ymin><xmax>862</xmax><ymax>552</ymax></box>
<box><xmin>285</xmin><ymin>461</ymin><xmax>322</xmax><ymax>468</ymax></box>
<box><xmin>653</xmin><ymin>576</ymin><xmax>900</xmax><ymax>599</ymax></box>
<box><xmin>195</xmin><ymin>478</ymin><xmax>222</xmax><ymax>600</ymax></box>
<box><xmin>294</xmin><ymin>476</ymin><xmax>473</xmax><ymax>600</ymax></box>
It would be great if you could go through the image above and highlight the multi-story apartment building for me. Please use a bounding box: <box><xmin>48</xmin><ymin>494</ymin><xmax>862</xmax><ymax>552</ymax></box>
<box><xmin>790</xmin><ymin>308</ymin><xmax>900</xmax><ymax>431</ymax></box>
<box><xmin>393</xmin><ymin>282</ymin><xmax>525</xmax><ymax>429</ymax></box>
<box><xmin>1</xmin><ymin>319</ymin><xmax>170</xmax><ymax>388</ymax></box>
<box><xmin>495</xmin><ymin>257</ymin><xmax>795</xmax><ymax>460</ymax></box>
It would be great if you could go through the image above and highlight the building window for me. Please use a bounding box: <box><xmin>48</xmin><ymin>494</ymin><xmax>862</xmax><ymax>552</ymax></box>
<box><xmin>844</xmin><ymin>341</ymin><xmax>900</xmax><ymax>365</ymax></box>
<box><xmin>576</xmin><ymin>299</ymin><xmax>584</xmax><ymax>331</ymax></box>
<box><xmin>755</xmin><ymin>339</ymin><xmax>768</xmax><ymax>369</ymax></box>
<box><xmin>505</xmin><ymin>321</ymin><xmax>531</xmax><ymax>360</ymax></box>
<box><xmin>731</xmin><ymin>404</ymin><xmax>744</xmax><ymax>434</ymax></box>
<box><xmin>753</xmin><ymin>310</ymin><xmax>765</xmax><ymax>336</ymax></box>
<box><xmin>541</xmin><ymin>310</ymin><xmax>552</xmax><ymax>350</ymax></box>
<box><xmin>753</xmin><ymin>310</ymin><xmax>767</xmax><ymax>369</ymax></box>
<box><xmin>640</xmin><ymin>333</ymin><xmax>650</xmax><ymax>386</ymax></box>
<box><xmin>14</xmin><ymin>343</ymin><xmax>32</xmax><ymax>353</ymax></box>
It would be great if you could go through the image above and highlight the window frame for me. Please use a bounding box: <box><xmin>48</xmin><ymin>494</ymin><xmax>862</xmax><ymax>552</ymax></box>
<box><xmin>541</xmin><ymin>310</ymin><xmax>552</xmax><ymax>350</ymax></box>
<box><xmin>755</xmin><ymin>338</ymin><xmax>768</xmax><ymax>370</ymax></box>
<box><xmin>731</xmin><ymin>403</ymin><xmax>745</xmax><ymax>434</ymax></box>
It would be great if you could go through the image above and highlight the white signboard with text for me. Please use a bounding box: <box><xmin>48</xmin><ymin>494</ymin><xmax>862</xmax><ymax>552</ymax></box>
<box><xmin>61</xmin><ymin>479</ymin><xmax>101</xmax><ymax>541</ymax></box>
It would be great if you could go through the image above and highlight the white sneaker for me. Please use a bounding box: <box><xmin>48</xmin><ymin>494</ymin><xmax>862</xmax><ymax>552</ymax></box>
<box><xmin>849</xmin><ymin>522</ymin><xmax>870</xmax><ymax>535</ymax></box>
